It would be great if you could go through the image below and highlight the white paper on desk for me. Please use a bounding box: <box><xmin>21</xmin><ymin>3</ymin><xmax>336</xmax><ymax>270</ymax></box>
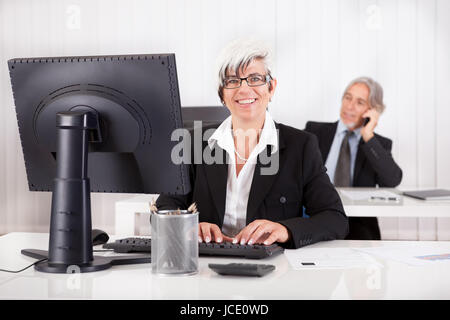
<box><xmin>354</xmin><ymin>245</ymin><xmax>450</xmax><ymax>267</ymax></box>
<box><xmin>340</xmin><ymin>189</ymin><xmax>400</xmax><ymax>201</ymax></box>
<box><xmin>284</xmin><ymin>248</ymin><xmax>382</xmax><ymax>269</ymax></box>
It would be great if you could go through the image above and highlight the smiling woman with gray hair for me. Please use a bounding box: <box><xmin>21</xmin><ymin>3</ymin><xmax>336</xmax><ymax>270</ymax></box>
<box><xmin>156</xmin><ymin>38</ymin><xmax>349</xmax><ymax>249</ymax></box>
<box><xmin>215</xmin><ymin>38</ymin><xmax>275</xmax><ymax>104</ymax></box>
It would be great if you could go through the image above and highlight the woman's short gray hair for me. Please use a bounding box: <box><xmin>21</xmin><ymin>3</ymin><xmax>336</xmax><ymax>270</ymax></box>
<box><xmin>343</xmin><ymin>76</ymin><xmax>386</xmax><ymax>114</ymax></box>
<box><xmin>215</xmin><ymin>38</ymin><xmax>274</xmax><ymax>102</ymax></box>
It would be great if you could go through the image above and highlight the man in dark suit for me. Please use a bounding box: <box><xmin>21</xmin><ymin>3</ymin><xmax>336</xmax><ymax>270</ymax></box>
<box><xmin>305</xmin><ymin>77</ymin><xmax>403</xmax><ymax>240</ymax></box>
<box><xmin>156</xmin><ymin>38</ymin><xmax>348</xmax><ymax>249</ymax></box>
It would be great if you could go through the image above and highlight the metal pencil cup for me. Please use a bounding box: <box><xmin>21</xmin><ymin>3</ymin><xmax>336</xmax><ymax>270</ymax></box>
<box><xmin>150</xmin><ymin>210</ymin><xmax>199</xmax><ymax>275</ymax></box>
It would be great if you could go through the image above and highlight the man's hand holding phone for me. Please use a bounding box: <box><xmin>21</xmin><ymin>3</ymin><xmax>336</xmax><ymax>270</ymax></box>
<box><xmin>361</xmin><ymin>108</ymin><xmax>380</xmax><ymax>142</ymax></box>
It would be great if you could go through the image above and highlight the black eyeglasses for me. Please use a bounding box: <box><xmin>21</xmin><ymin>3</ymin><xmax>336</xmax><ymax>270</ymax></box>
<box><xmin>223</xmin><ymin>74</ymin><xmax>272</xmax><ymax>89</ymax></box>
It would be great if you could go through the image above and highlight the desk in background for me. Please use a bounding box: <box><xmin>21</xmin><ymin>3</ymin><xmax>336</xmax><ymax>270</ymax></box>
<box><xmin>115</xmin><ymin>194</ymin><xmax>158</xmax><ymax>236</ymax></box>
<box><xmin>1</xmin><ymin>232</ymin><xmax>449</xmax><ymax>299</ymax></box>
<box><xmin>338</xmin><ymin>187</ymin><xmax>450</xmax><ymax>218</ymax></box>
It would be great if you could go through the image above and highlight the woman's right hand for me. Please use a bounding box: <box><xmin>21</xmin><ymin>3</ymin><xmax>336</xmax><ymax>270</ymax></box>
<box><xmin>198</xmin><ymin>222</ymin><xmax>233</xmax><ymax>243</ymax></box>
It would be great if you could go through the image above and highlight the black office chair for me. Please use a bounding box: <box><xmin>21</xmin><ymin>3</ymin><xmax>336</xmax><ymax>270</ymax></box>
<box><xmin>181</xmin><ymin>106</ymin><xmax>230</xmax><ymax>130</ymax></box>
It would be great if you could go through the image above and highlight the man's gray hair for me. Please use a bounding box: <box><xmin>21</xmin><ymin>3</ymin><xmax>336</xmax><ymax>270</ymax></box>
<box><xmin>215</xmin><ymin>38</ymin><xmax>274</xmax><ymax>102</ymax></box>
<box><xmin>343</xmin><ymin>76</ymin><xmax>386</xmax><ymax>114</ymax></box>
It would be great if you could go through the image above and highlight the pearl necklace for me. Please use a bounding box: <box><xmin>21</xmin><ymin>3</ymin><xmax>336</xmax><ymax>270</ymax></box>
<box><xmin>234</xmin><ymin>149</ymin><xmax>248</xmax><ymax>162</ymax></box>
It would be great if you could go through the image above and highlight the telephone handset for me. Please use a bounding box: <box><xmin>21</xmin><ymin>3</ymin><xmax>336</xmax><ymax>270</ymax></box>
<box><xmin>363</xmin><ymin>117</ymin><xmax>370</xmax><ymax>127</ymax></box>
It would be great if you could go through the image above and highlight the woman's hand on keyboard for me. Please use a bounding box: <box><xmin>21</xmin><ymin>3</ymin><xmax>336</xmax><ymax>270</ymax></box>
<box><xmin>198</xmin><ymin>222</ymin><xmax>233</xmax><ymax>243</ymax></box>
<box><xmin>232</xmin><ymin>220</ymin><xmax>290</xmax><ymax>246</ymax></box>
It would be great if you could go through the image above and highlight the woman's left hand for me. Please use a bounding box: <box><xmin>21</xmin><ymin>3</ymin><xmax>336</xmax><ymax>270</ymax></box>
<box><xmin>232</xmin><ymin>219</ymin><xmax>290</xmax><ymax>246</ymax></box>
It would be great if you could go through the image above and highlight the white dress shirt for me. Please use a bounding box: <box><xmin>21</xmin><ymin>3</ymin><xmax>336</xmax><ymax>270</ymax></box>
<box><xmin>208</xmin><ymin>111</ymin><xmax>278</xmax><ymax>237</ymax></box>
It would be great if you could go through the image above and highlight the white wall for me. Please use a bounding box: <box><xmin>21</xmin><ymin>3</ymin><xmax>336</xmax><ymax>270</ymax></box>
<box><xmin>0</xmin><ymin>0</ymin><xmax>449</xmax><ymax>239</ymax></box>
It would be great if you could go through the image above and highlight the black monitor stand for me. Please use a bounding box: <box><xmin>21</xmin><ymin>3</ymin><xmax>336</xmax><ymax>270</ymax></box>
<box><xmin>21</xmin><ymin>110</ymin><xmax>150</xmax><ymax>273</ymax></box>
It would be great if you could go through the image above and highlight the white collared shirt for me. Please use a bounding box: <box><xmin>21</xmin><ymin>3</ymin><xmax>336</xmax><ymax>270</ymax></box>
<box><xmin>208</xmin><ymin>111</ymin><xmax>278</xmax><ymax>237</ymax></box>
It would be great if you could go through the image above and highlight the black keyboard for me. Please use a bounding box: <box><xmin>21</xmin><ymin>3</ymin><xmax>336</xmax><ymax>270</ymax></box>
<box><xmin>103</xmin><ymin>237</ymin><xmax>284</xmax><ymax>259</ymax></box>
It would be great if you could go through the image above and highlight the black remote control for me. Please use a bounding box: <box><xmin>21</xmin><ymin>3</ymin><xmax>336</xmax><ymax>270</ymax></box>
<box><xmin>208</xmin><ymin>263</ymin><xmax>275</xmax><ymax>277</ymax></box>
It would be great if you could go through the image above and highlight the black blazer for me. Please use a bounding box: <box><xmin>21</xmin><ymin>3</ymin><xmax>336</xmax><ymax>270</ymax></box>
<box><xmin>304</xmin><ymin>121</ymin><xmax>403</xmax><ymax>240</ymax></box>
<box><xmin>156</xmin><ymin>122</ymin><xmax>349</xmax><ymax>249</ymax></box>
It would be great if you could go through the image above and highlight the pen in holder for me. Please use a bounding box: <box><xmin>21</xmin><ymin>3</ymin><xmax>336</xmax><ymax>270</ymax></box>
<box><xmin>150</xmin><ymin>203</ymin><xmax>199</xmax><ymax>276</ymax></box>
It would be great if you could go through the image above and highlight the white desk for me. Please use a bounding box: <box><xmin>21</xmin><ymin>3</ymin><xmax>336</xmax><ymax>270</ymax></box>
<box><xmin>1</xmin><ymin>232</ymin><xmax>450</xmax><ymax>300</ymax></box>
<box><xmin>114</xmin><ymin>189</ymin><xmax>450</xmax><ymax>235</ymax></box>
<box><xmin>338</xmin><ymin>187</ymin><xmax>450</xmax><ymax>218</ymax></box>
